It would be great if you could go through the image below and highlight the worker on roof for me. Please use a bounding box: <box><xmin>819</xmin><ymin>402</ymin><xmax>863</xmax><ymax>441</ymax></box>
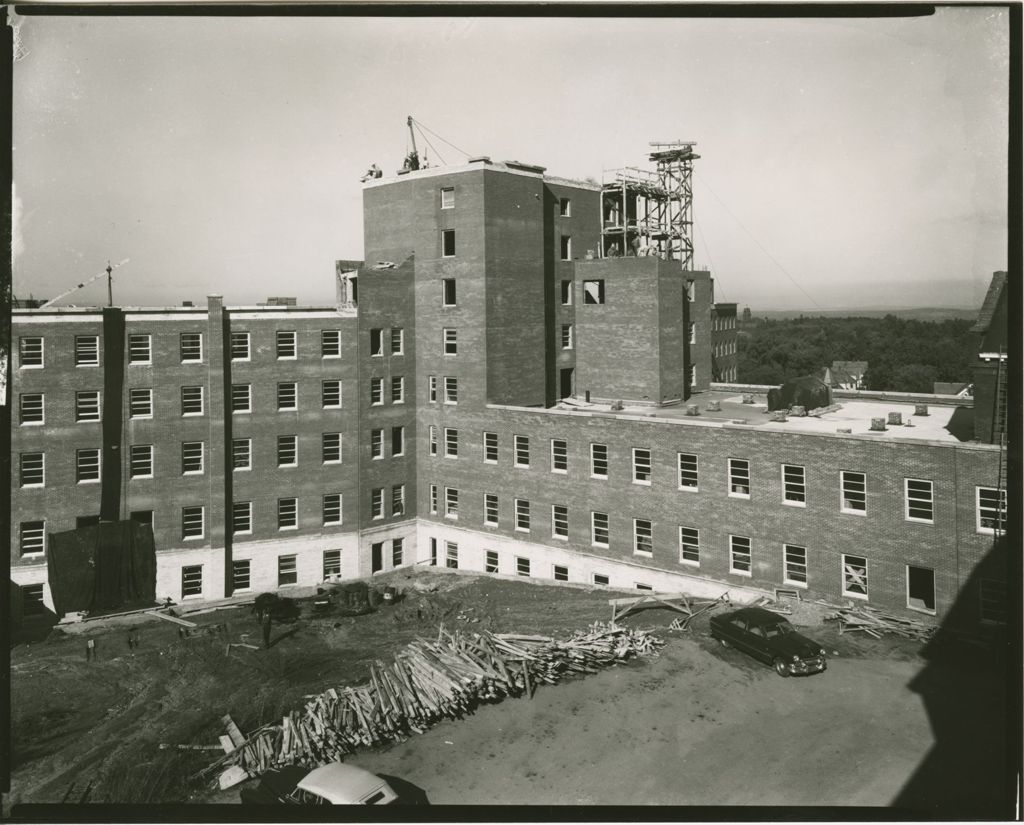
<box><xmin>360</xmin><ymin>163</ymin><xmax>380</xmax><ymax>182</ymax></box>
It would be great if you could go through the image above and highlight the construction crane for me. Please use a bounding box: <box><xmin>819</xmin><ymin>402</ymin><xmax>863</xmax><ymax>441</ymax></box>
<box><xmin>40</xmin><ymin>259</ymin><xmax>130</xmax><ymax>309</ymax></box>
<box><xmin>402</xmin><ymin>115</ymin><xmax>423</xmax><ymax>173</ymax></box>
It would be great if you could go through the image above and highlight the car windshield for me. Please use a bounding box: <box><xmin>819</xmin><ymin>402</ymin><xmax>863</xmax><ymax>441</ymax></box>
<box><xmin>764</xmin><ymin>621</ymin><xmax>794</xmax><ymax>638</ymax></box>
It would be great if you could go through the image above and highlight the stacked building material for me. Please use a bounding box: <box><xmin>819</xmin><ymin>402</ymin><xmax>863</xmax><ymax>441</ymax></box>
<box><xmin>825</xmin><ymin>604</ymin><xmax>936</xmax><ymax>640</ymax></box>
<box><xmin>199</xmin><ymin>622</ymin><xmax>663</xmax><ymax>781</ymax></box>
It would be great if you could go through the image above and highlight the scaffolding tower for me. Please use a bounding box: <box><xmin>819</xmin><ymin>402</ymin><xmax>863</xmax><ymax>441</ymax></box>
<box><xmin>600</xmin><ymin>141</ymin><xmax>700</xmax><ymax>269</ymax></box>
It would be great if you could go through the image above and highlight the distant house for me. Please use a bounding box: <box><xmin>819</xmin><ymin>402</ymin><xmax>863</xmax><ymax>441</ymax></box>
<box><xmin>829</xmin><ymin>360</ymin><xmax>868</xmax><ymax>390</ymax></box>
<box><xmin>933</xmin><ymin>382</ymin><xmax>973</xmax><ymax>398</ymax></box>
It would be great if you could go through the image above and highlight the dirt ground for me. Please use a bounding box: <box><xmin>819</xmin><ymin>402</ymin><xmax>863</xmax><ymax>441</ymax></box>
<box><xmin>6</xmin><ymin>569</ymin><xmax>1012</xmax><ymax>815</ymax></box>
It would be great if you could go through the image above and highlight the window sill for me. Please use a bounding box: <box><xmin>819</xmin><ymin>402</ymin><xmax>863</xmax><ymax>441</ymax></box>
<box><xmin>591</xmin><ymin>474</ymin><xmax>608</xmax><ymax>481</ymax></box>
<box><xmin>77</xmin><ymin>479</ymin><xmax>102</xmax><ymax>485</ymax></box>
<box><xmin>76</xmin><ymin>419</ymin><xmax>101</xmax><ymax>424</ymax></box>
<box><xmin>232</xmin><ymin>410</ymin><xmax>252</xmax><ymax>416</ymax></box>
<box><xmin>840</xmin><ymin>508</ymin><xmax>867</xmax><ymax>516</ymax></box>
<box><xmin>905</xmin><ymin>517</ymin><xmax>935</xmax><ymax>526</ymax></box>
<box><xmin>729</xmin><ymin>569</ymin><xmax>752</xmax><ymax>577</ymax></box>
<box><xmin>182</xmin><ymin>593</ymin><xmax>204</xmax><ymax>600</ymax></box>
<box><xmin>322</xmin><ymin>354</ymin><xmax>341</xmax><ymax>360</ymax></box>
<box><xmin>444</xmin><ymin>515</ymin><xmax>458</xmax><ymax>521</ymax></box>
<box><xmin>592</xmin><ymin>543</ymin><xmax>609</xmax><ymax>549</ymax></box>
<box><xmin>275</xmin><ymin>356</ymin><xmax>297</xmax><ymax>362</ymax></box>
<box><xmin>183</xmin><ymin>536</ymin><xmax>206</xmax><ymax>542</ymax></box>
<box><xmin>182</xmin><ymin>412</ymin><xmax>204</xmax><ymax>417</ymax></box>
<box><xmin>233</xmin><ymin>531</ymin><xmax>253</xmax><ymax>537</ymax></box>
<box><xmin>728</xmin><ymin>493</ymin><xmax>750</xmax><ymax>500</ymax></box>
<box><xmin>551</xmin><ymin>469</ymin><xmax>568</xmax><ymax>475</ymax></box>
<box><xmin>678</xmin><ymin>485</ymin><xmax>699</xmax><ymax>493</ymax></box>
<box><xmin>633</xmin><ymin>480</ymin><xmax>652</xmax><ymax>486</ymax></box>
<box><xmin>515</xmin><ymin>527</ymin><xmax>531</xmax><ymax>533</ymax></box>
<box><xmin>277</xmin><ymin>408</ymin><xmax>299</xmax><ymax>413</ymax></box>
<box><xmin>484</xmin><ymin>521</ymin><xmax>499</xmax><ymax>528</ymax></box>
<box><xmin>783</xmin><ymin>500</ymin><xmax>807</xmax><ymax>508</ymax></box>
<box><xmin>783</xmin><ymin>579</ymin><xmax>809</xmax><ymax>589</ymax></box>
<box><xmin>514</xmin><ymin>464</ymin><xmax>530</xmax><ymax>470</ymax></box>
<box><xmin>128</xmin><ymin>361</ymin><xmax>153</xmax><ymax>367</ymax></box>
<box><xmin>75</xmin><ymin>364</ymin><xmax>100</xmax><ymax>368</ymax></box>
<box><xmin>484</xmin><ymin>459</ymin><xmax>497</xmax><ymax>465</ymax></box>
<box><xmin>231</xmin><ymin>357</ymin><xmax>251</xmax><ymax>363</ymax></box>
<box><xmin>323</xmin><ymin>522</ymin><xmax>343</xmax><ymax>528</ymax></box>
<box><xmin>130</xmin><ymin>414</ymin><xmax>154</xmax><ymax>420</ymax></box>
<box><xmin>19</xmin><ymin>365</ymin><xmax>44</xmax><ymax>370</ymax></box>
<box><xmin>843</xmin><ymin>591</ymin><xmax>869</xmax><ymax>601</ymax></box>
<box><xmin>20</xmin><ymin>421</ymin><xmax>45</xmax><ymax>427</ymax></box>
<box><xmin>906</xmin><ymin>603</ymin><xmax>936</xmax><ymax>616</ymax></box>
<box><xmin>679</xmin><ymin>559</ymin><xmax>700</xmax><ymax>567</ymax></box>
<box><xmin>444</xmin><ymin>455</ymin><xmax>458</xmax><ymax>460</ymax></box>
<box><xmin>633</xmin><ymin>550</ymin><xmax>653</xmax><ymax>558</ymax></box>
<box><xmin>180</xmin><ymin>360</ymin><xmax>204</xmax><ymax>366</ymax></box>
<box><xmin>233</xmin><ymin>467</ymin><xmax>252</xmax><ymax>473</ymax></box>
<box><xmin>552</xmin><ymin>534</ymin><xmax>569</xmax><ymax>541</ymax></box>
<box><xmin>322</xmin><ymin>460</ymin><xmax>343</xmax><ymax>466</ymax></box>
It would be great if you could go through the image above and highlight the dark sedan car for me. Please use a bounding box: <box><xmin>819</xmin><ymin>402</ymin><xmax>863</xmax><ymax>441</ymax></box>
<box><xmin>709</xmin><ymin>606</ymin><xmax>827</xmax><ymax>677</ymax></box>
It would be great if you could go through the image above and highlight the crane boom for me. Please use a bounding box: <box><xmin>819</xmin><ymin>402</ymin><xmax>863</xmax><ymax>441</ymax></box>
<box><xmin>40</xmin><ymin>259</ymin><xmax>130</xmax><ymax>308</ymax></box>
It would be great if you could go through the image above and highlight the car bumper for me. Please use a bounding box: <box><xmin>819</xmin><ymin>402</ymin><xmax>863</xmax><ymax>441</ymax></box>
<box><xmin>786</xmin><ymin>657</ymin><xmax>826</xmax><ymax>675</ymax></box>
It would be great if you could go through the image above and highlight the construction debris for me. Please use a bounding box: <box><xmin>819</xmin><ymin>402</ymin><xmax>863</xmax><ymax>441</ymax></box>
<box><xmin>608</xmin><ymin>592</ymin><xmax>729</xmax><ymax>628</ymax></box>
<box><xmin>197</xmin><ymin>622</ymin><xmax>663</xmax><ymax>780</ymax></box>
<box><xmin>824</xmin><ymin>604</ymin><xmax>936</xmax><ymax>641</ymax></box>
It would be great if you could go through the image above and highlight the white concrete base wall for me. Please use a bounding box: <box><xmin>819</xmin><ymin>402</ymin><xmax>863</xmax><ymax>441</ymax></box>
<box><xmin>230</xmin><ymin>532</ymin><xmax>362</xmax><ymax>598</ymax></box>
<box><xmin>156</xmin><ymin>546</ymin><xmax>230</xmax><ymax>603</ymax></box>
<box><xmin>359</xmin><ymin>521</ymin><xmax>419</xmax><ymax>578</ymax></box>
<box><xmin>11</xmin><ymin>562</ymin><xmax>55</xmax><ymax>613</ymax></box>
<box><xmin>413</xmin><ymin>520</ymin><xmax>771</xmax><ymax>604</ymax></box>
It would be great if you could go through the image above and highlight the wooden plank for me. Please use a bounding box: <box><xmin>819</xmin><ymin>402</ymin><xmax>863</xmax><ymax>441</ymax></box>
<box><xmin>145</xmin><ymin>610</ymin><xmax>198</xmax><ymax>628</ymax></box>
<box><xmin>219</xmin><ymin>735</ymin><xmax>235</xmax><ymax>754</ymax></box>
<box><xmin>221</xmin><ymin>714</ymin><xmax>246</xmax><ymax>748</ymax></box>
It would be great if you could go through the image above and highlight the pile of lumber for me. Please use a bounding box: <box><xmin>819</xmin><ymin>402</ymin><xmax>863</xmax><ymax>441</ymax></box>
<box><xmin>199</xmin><ymin>622</ymin><xmax>662</xmax><ymax>781</ymax></box>
<box><xmin>824</xmin><ymin>604</ymin><xmax>935</xmax><ymax>640</ymax></box>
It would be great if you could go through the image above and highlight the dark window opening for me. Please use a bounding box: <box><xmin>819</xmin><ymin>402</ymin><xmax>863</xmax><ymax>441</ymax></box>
<box><xmin>442</xmin><ymin>229</ymin><xmax>456</xmax><ymax>257</ymax></box>
<box><xmin>583</xmin><ymin>280</ymin><xmax>605</xmax><ymax>304</ymax></box>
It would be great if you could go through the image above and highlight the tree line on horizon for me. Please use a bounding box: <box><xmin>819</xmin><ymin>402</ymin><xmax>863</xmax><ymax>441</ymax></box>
<box><xmin>736</xmin><ymin>315</ymin><xmax>977</xmax><ymax>393</ymax></box>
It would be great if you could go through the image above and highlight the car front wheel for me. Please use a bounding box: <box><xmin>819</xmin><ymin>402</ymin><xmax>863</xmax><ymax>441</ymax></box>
<box><xmin>773</xmin><ymin>658</ymin><xmax>790</xmax><ymax>677</ymax></box>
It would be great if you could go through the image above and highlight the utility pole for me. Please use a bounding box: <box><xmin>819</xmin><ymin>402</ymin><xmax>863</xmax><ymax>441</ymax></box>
<box><xmin>106</xmin><ymin>261</ymin><xmax>113</xmax><ymax>307</ymax></box>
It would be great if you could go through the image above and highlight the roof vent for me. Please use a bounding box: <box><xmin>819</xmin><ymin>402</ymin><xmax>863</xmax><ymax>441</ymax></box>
<box><xmin>742</xmin><ymin>394</ymin><xmax>756</xmax><ymax>404</ymax></box>
<box><xmin>914</xmin><ymin>404</ymin><xmax>929</xmax><ymax>416</ymax></box>
<box><xmin>870</xmin><ymin>417</ymin><xmax>887</xmax><ymax>431</ymax></box>
<box><xmin>706</xmin><ymin>400</ymin><xmax>721</xmax><ymax>412</ymax></box>
<box><xmin>887</xmin><ymin>412</ymin><xmax>903</xmax><ymax>426</ymax></box>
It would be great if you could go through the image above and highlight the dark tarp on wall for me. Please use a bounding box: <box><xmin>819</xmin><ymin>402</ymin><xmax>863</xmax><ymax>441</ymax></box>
<box><xmin>767</xmin><ymin>375</ymin><xmax>833</xmax><ymax>412</ymax></box>
<box><xmin>46</xmin><ymin>520</ymin><xmax>157</xmax><ymax>617</ymax></box>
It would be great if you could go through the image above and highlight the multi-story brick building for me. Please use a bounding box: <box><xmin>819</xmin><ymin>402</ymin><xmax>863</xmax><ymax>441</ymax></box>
<box><xmin>9</xmin><ymin>157</ymin><xmax>1009</xmax><ymax>633</ymax></box>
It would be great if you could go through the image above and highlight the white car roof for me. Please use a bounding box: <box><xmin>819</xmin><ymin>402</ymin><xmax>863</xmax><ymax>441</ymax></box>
<box><xmin>297</xmin><ymin>762</ymin><xmax>396</xmax><ymax>804</ymax></box>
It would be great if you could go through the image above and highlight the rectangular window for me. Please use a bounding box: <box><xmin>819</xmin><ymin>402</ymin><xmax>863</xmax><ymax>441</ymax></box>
<box><xmin>321</xmin><ymin>329</ymin><xmax>342</xmax><ymax>358</ymax></box>
<box><xmin>233</xmin><ymin>560</ymin><xmax>251</xmax><ymax>592</ymax></box>
<box><xmin>484</xmin><ymin>493</ymin><xmax>499</xmax><ymax>526</ymax></box>
<box><xmin>391</xmin><ymin>485</ymin><xmax>406</xmax><ymax>516</ymax></box>
<box><xmin>841</xmin><ymin>471</ymin><xmax>866</xmax><ymax>514</ymax></box>
<box><xmin>371</xmin><ymin>429</ymin><xmax>384</xmax><ymax>459</ymax></box>
<box><xmin>278</xmin><ymin>497</ymin><xmax>298</xmax><ymax>530</ymax></box>
<box><xmin>232</xmin><ymin>438</ymin><xmax>251</xmax><ymax>471</ymax></box>
<box><xmin>130</xmin><ymin>444</ymin><xmax>154</xmax><ymax>478</ymax></box>
<box><xmin>277</xmin><ymin>435</ymin><xmax>298</xmax><ymax>467</ymax></box>
<box><xmin>392</xmin><ymin>538</ymin><xmax>404</xmax><ymax>567</ymax></box>
<box><xmin>182</xmin><ymin>506</ymin><xmax>205</xmax><ymax>540</ymax></box>
<box><xmin>180</xmin><ymin>333</ymin><xmax>203</xmax><ymax>363</ymax></box>
<box><xmin>323</xmin><ymin>549</ymin><xmax>342</xmax><ymax>578</ymax></box>
<box><xmin>485</xmin><ymin>550</ymin><xmax>499</xmax><ymax>574</ymax></box>
<box><xmin>75</xmin><ymin>335</ymin><xmax>99</xmax><ymax>366</ymax></box>
<box><xmin>430</xmin><ymin>484</ymin><xmax>438</xmax><ymax>515</ymax></box>
<box><xmin>130</xmin><ymin>510</ymin><xmax>153</xmax><ymax>528</ymax></box>
<box><xmin>842</xmin><ymin>554</ymin><xmax>868</xmax><ymax>599</ymax></box>
<box><xmin>516</xmin><ymin>557</ymin><xmax>531</xmax><ymax>577</ymax></box>
<box><xmin>592</xmin><ymin>511</ymin><xmax>609</xmax><ymax>547</ymax></box>
<box><xmin>20</xmin><ymin>583</ymin><xmax>46</xmax><ymax>617</ymax></box>
<box><xmin>128</xmin><ymin>334</ymin><xmax>152</xmax><ymax>364</ymax></box>
<box><xmin>76</xmin><ymin>448</ymin><xmax>101</xmax><ymax>483</ymax></box>
<box><xmin>690</xmin><ymin>365</ymin><xmax>697</xmax><ymax>386</ymax></box>
<box><xmin>442</xmin><ymin>229</ymin><xmax>456</xmax><ymax>257</ymax></box>
<box><xmin>728</xmin><ymin>458</ymin><xmax>750</xmax><ymax>498</ymax></box>
<box><xmin>784</xmin><ymin>544</ymin><xmax>808</xmax><ymax>586</ymax></box>
<box><xmin>593</xmin><ymin>573</ymin><xmax>610</xmax><ymax>586</ymax></box>
<box><xmin>679</xmin><ymin>526</ymin><xmax>700</xmax><ymax>566</ymax></box>
<box><xmin>19</xmin><ymin>393</ymin><xmax>44</xmax><ymax>425</ymax></box>
<box><xmin>632</xmin><ymin>448</ymin><xmax>652</xmax><ymax>484</ymax></box>
<box><xmin>20</xmin><ymin>337</ymin><xmax>43</xmax><ymax>368</ymax></box>
<box><xmin>559</xmin><ymin>197</ymin><xmax>571</xmax><ymax>217</ymax></box>
<box><xmin>181</xmin><ymin>386</ymin><xmax>204</xmax><ymax>416</ymax></box>
<box><xmin>278</xmin><ymin>555</ymin><xmax>298</xmax><ymax>586</ymax></box>
<box><xmin>232</xmin><ymin>383</ymin><xmax>252</xmax><ymax>413</ymax></box>
<box><xmin>441</xmin><ymin>187</ymin><xmax>455</xmax><ymax>209</ymax></box>
<box><xmin>446</xmin><ymin>541</ymin><xmax>459</xmax><ymax>569</ymax></box>
<box><xmin>977</xmin><ymin>487</ymin><xmax>1007</xmax><ymax>534</ymax></box>
<box><xmin>231</xmin><ymin>331</ymin><xmax>250</xmax><ymax>360</ymax></box>
<box><xmin>322</xmin><ymin>380</ymin><xmax>342</xmax><ymax>409</ymax></box>
<box><xmin>782</xmin><ymin>464</ymin><xmax>806</xmax><ymax>506</ymax></box>
<box><xmin>515</xmin><ymin>498</ymin><xmax>531</xmax><ymax>532</ymax></box>
<box><xmin>551</xmin><ymin>439</ymin><xmax>568</xmax><ymax>473</ymax></box>
<box><xmin>429</xmin><ymin>425</ymin><xmax>438</xmax><ymax>456</ymax></box>
<box><xmin>181</xmin><ymin>565</ymin><xmax>203</xmax><ymax>598</ymax></box>
<box><xmin>445</xmin><ymin>487</ymin><xmax>459</xmax><ymax>520</ymax></box>
<box><xmin>392</xmin><ymin>426</ymin><xmax>405</xmax><ymax>457</ymax></box>
<box><xmin>591</xmin><ymin>443</ymin><xmax>609</xmax><ymax>478</ymax></box>
<box><xmin>484</xmin><ymin>432</ymin><xmax>498</xmax><ymax>463</ymax></box>
<box><xmin>391</xmin><ymin>376</ymin><xmax>405</xmax><ymax>404</ymax></box>
<box><xmin>130</xmin><ymin>388</ymin><xmax>153</xmax><ymax>418</ymax></box>
<box><xmin>442</xmin><ymin>279</ymin><xmax>456</xmax><ymax>307</ymax></box>
<box><xmin>443</xmin><ymin>328</ymin><xmax>457</xmax><ymax>355</ymax></box>
<box><xmin>552</xmin><ymin>504</ymin><xmax>568</xmax><ymax>539</ymax></box>
<box><xmin>181</xmin><ymin>441</ymin><xmax>205</xmax><ymax>475</ymax></box>
<box><xmin>636</xmin><ymin>583</ymin><xmax>653</xmax><ymax>591</ymax></box>
<box><xmin>560</xmin><ymin>235</ymin><xmax>572</xmax><ymax>261</ymax></box>
<box><xmin>678</xmin><ymin>453</ymin><xmax>698</xmax><ymax>490</ymax></box>
<box><xmin>277</xmin><ymin>382</ymin><xmax>297</xmax><ymax>411</ymax></box>
<box><xmin>323</xmin><ymin>493</ymin><xmax>343</xmax><ymax>526</ymax></box>
<box><xmin>583</xmin><ymin>280</ymin><xmax>605</xmax><ymax>304</ymax></box>
<box><xmin>76</xmin><ymin>391</ymin><xmax>101</xmax><ymax>422</ymax></box>
<box><xmin>370</xmin><ymin>328</ymin><xmax>383</xmax><ymax>356</ymax></box>
<box><xmin>979</xmin><ymin>579</ymin><xmax>1006</xmax><ymax>625</ymax></box>
<box><xmin>428</xmin><ymin>375</ymin><xmax>437</xmax><ymax>402</ymax></box>
<box><xmin>560</xmin><ymin>324</ymin><xmax>573</xmax><ymax>350</ymax></box>
<box><xmin>20</xmin><ymin>452</ymin><xmax>44</xmax><ymax>487</ymax></box>
<box><xmin>370</xmin><ymin>377</ymin><xmax>384</xmax><ymax>405</ymax></box>
<box><xmin>20</xmin><ymin>521</ymin><xmax>45</xmax><ymax>555</ymax></box>
<box><xmin>444</xmin><ymin>427</ymin><xmax>459</xmax><ymax>458</ymax></box>
<box><xmin>561</xmin><ymin>280</ymin><xmax>572</xmax><ymax>305</ymax></box>
<box><xmin>905</xmin><ymin>478</ymin><xmax>934</xmax><ymax>523</ymax></box>
<box><xmin>276</xmin><ymin>330</ymin><xmax>296</xmax><ymax>359</ymax></box>
<box><xmin>444</xmin><ymin>376</ymin><xmax>458</xmax><ymax>404</ymax></box>
<box><xmin>554</xmin><ymin>565</ymin><xmax>569</xmax><ymax>582</ymax></box>
<box><xmin>729</xmin><ymin>535</ymin><xmax>752</xmax><ymax>576</ymax></box>
<box><xmin>390</xmin><ymin>328</ymin><xmax>404</xmax><ymax>355</ymax></box>
<box><xmin>322</xmin><ymin>432</ymin><xmax>342</xmax><ymax>463</ymax></box>
<box><xmin>633</xmin><ymin>518</ymin><xmax>653</xmax><ymax>555</ymax></box>
<box><xmin>688</xmin><ymin>323</ymin><xmax>695</xmax><ymax>345</ymax></box>
<box><xmin>907</xmin><ymin>565</ymin><xmax>936</xmax><ymax>613</ymax></box>
<box><xmin>514</xmin><ymin>435</ymin><xmax>530</xmax><ymax>468</ymax></box>
<box><xmin>232</xmin><ymin>501</ymin><xmax>252</xmax><ymax>535</ymax></box>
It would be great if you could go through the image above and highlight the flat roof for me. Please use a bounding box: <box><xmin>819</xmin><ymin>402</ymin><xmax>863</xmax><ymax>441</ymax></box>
<box><xmin>553</xmin><ymin>389</ymin><xmax>977</xmax><ymax>445</ymax></box>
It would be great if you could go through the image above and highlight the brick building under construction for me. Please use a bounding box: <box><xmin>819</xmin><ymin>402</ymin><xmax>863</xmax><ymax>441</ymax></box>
<box><xmin>9</xmin><ymin>147</ymin><xmax>1010</xmax><ymax>631</ymax></box>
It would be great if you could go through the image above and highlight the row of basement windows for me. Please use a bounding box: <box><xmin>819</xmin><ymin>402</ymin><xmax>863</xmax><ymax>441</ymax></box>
<box><xmin>16</xmin><ymin>427</ymin><xmax>404</xmax><ymax>485</ymax></box>
<box><xmin>16</xmin><ymin>330</ymin><xmax>349</xmax><ymax>369</ymax></box>
<box><xmin>19</xmin><ymin>379</ymin><xmax>347</xmax><ymax>424</ymax></box>
<box><xmin>437</xmin><ymin>435</ymin><xmax>1003</xmax><ymax>527</ymax></box>
<box><xmin>184</xmin><ymin>546</ymin><xmax>358</xmax><ymax>599</ymax></box>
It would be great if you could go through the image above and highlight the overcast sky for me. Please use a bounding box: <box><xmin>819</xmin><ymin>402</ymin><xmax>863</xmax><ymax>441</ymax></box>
<box><xmin>11</xmin><ymin>8</ymin><xmax>1010</xmax><ymax>310</ymax></box>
